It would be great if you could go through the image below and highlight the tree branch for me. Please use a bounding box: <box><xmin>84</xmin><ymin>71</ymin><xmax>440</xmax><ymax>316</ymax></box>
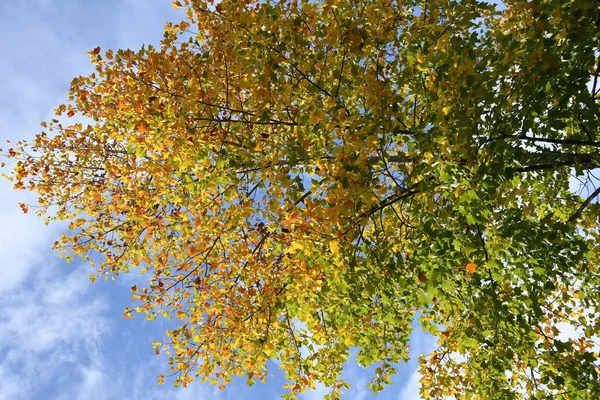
<box><xmin>567</xmin><ymin>186</ymin><xmax>600</xmax><ymax>224</ymax></box>
<box><xmin>519</xmin><ymin>135</ymin><xmax>600</xmax><ymax>148</ymax></box>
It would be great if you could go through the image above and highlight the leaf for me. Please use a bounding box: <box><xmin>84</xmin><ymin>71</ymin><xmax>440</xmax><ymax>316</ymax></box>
<box><xmin>466</xmin><ymin>263</ymin><xmax>477</xmax><ymax>274</ymax></box>
<box><xmin>329</xmin><ymin>240</ymin><xmax>340</xmax><ymax>256</ymax></box>
<box><xmin>88</xmin><ymin>46</ymin><xmax>101</xmax><ymax>57</ymax></box>
<box><xmin>138</xmin><ymin>122</ymin><xmax>148</xmax><ymax>133</ymax></box>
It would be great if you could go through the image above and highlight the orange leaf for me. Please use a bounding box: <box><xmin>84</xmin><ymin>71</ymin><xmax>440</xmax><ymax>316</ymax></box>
<box><xmin>117</xmin><ymin>100</ymin><xmax>127</xmax><ymax>110</ymax></box>
<box><xmin>466</xmin><ymin>263</ymin><xmax>477</xmax><ymax>273</ymax></box>
<box><xmin>67</xmin><ymin>110</ymin><xmax>75</xmax><ymax>118</ymax></box>
<box><xmin>92</xmin><ymin>46</ymin><xmax>101</xmax><ymax>55</ymax></box>
<box><xmin>138</xmin><ymin>122</ymin><xmax>148</xmax><ymax>133</ymax></box>
<box><xmin>19</xmin><ymin>203</ymin><xmax>28</xmax><ymax>214</ymax></box>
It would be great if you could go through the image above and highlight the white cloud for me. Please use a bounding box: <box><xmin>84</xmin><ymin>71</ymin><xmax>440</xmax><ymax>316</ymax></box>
<box><xmin>0</xmin><ymin>188</ymin><xmax>60</xmax><ymax>293</ymax></box>
<box><xmin>396</xmin><ymin>320</ymin><xmax>437</xmax><ymax>400</ymax></box>
<box><xmin>52</xmin><ymin>352</ymin><xmax>226</xmax><ymax>400</ymax></box>
<box><xmin>340</xmin><ymin>361</ymin><xmax>371</xmax><ymax>400</ymax></box>
<box><xmin>0</xmin><ymin>264</ymin><xmax>110</xmax><ymax>400</ymax></box>
<box><xmin>0</xmin><ymin>254</ymin><xmax>229</xmax><ymax>400</ymax></box>
<box><xmin>300</xmin><ymin>383</ymin><xmax>330</xmax><ymax>400</ymax></box>
<box><xmin>397</xmin><ymin>369</ymin><xmax>421</xmax><ymax>400</ymax></box>
<box><xmin>68</xmin><ymin>365</ymin><xmax>109</xmax><ymax>400</ymax></box>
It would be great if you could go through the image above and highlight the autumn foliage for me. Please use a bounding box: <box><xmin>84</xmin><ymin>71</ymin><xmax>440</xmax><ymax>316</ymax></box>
<box><xmin>3</xmin><ymin>0</ymin><xmax>600</xmax><ymax>398</ymax></box>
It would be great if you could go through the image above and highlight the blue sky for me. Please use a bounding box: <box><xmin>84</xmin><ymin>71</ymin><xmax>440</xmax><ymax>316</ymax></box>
<box><xmin>0</xmin><ymin>1</ymin><xmax>435</xmax><ymax>399</ymax></box>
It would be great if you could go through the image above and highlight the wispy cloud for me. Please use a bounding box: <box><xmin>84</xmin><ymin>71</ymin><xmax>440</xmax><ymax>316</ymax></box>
<box><xmin>397</xmin><ymin>369</ymin><xmax>421</xmax><ymax>400</ymax></box>
<box><xmin>0</xmin><ymin>263</ymin><xmax>110</xmax><ymax>400</ymax></box>
<box><xmin>396</xmin><ymin>321</ymin><xmax>437</xmax><ymax>400</ymax></box>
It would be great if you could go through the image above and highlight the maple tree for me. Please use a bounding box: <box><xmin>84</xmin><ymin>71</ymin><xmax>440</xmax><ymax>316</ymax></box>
<box><xmin>3</xmin><ymin>0</ymin><xmax>600</xmax><ymax>398</ymax></box>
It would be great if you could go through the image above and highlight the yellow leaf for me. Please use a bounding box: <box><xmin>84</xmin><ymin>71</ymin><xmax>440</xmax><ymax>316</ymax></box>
<box><xmin>329</xmin><ymin>240</ymin><xmax>340</xmax><ymax>255</ymax></box>
<box><xmin>344</xmin><ymin>335</ymin><xmax>354</xmax><ymax>346</ymax></box>
<box><xmin>285</xmin><ymin>241</ymin><xmax>303</xmax><ymax>254</ymax></box>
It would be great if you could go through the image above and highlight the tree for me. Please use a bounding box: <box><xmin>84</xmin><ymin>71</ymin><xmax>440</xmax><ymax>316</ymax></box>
<box><xmin>2</xmin><ymin>0</ymin><xmax>600</xmax><ymax>398</ymax></box>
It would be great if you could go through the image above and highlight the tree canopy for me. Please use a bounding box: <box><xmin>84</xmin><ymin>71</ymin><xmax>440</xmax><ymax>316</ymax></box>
<box><xmin>3</xmin><ymin>0</ymin><xmax>600</xmax><ymax>398</ymax></box>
